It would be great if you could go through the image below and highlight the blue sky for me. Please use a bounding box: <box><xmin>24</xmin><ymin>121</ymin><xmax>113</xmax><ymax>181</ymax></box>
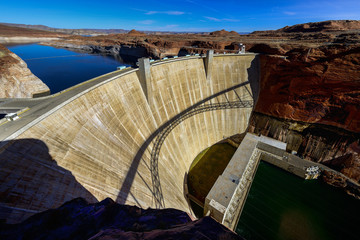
<box><xmin>1</xmin><ymin>0</ymin><xmax>359</xmax><ymax>32</ymax></box>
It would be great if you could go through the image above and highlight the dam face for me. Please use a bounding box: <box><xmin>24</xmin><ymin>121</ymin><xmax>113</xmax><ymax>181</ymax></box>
<box><xmin>0</xmin><ymin>54</ymin><xmax>259</xmax><ymax>223</ymax></box>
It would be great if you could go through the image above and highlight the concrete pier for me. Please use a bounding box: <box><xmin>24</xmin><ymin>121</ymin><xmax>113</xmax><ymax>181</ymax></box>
<box><xmin>204</xmin><ymin>50</ymin><xmax>214</xmax><ymax>81</ymax></box>
<box><xmin>138</xmin><ymin>57</ymin><xmax>152</xmax><ymax>103</ymax></box>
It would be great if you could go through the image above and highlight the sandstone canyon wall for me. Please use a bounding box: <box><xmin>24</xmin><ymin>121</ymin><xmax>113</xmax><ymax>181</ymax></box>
<box><xmin>249</xmin><ymin>44</ymin><xmax>360</xmax><ymax>195</ymax></box>
<box><xmin>0</xmin><ymin>44</ymin><xmax>50</xmax><ymax>98</ymax></box>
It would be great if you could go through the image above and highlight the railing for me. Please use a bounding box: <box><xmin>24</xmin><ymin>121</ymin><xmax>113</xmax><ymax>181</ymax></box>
<box><xmin>222</xmin><ymin>149</ymin><xmax>261</xmax><ymax>228</ymax></box>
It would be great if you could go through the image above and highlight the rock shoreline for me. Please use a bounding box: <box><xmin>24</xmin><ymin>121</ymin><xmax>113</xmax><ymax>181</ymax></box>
<box><xmin>0</xmin><ymin>44</ymin><xmax>50</xmax><ymax>98</ymax></box>
<box><xmin>0</xmin><ymin>37</ymin><xmax>61</xmax><ymax>45</ymax></box>
<box><xmin>42</xmin><ymin>41</ymin><xmax>148</xmax><ymax>63</ymax></box>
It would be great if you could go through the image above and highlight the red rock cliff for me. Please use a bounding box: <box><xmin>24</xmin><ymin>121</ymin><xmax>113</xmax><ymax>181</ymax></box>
<box><xmin>249</xmin><ymin>42</ymin><xmax>360</xmax><ymax>195</ymax></box>
<box><xmin>255</xmin><ymin>45</ymin><xmax>360</xmax><ymax>133</ymax></box>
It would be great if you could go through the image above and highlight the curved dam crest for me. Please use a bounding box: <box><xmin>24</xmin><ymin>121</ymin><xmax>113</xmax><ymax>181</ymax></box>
<box><xmin>0</xmin><ymin>54</ymin><xmax>259</xmax><ymax>223</ymax></box>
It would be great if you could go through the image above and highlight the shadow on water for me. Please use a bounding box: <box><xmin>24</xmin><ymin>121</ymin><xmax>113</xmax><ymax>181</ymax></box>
<box><xmin>0</xmin><ymin>139</ymin><xmax>97</xmax><ymax>224</ymax></box>
<box><xmin>116</xmin><ymin>80</ymin><xmax>255</xmax><ymax>208</ymax></box>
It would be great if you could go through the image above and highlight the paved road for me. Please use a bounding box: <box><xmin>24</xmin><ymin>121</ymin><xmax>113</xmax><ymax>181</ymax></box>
<box><xmin>0</xmin><ymin>67</ymin><xmax>137</xmax><ymax>141</ymax></box>
<box><xmin>0</xmin><ymin>53</ymin><xmax>251</xmax><ymax>142</ymax></box>
<box><xmin>0</xmin><ymin>55</ymin><xmax>206</xmax><ymax>142</ymax></box>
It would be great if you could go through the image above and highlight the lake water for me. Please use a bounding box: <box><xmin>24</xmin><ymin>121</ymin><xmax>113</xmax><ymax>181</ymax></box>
<box><xmin>7</xmin><ymin>44</ymin><xmax>131</xmax><ymax>94</ymax></box>
<box><xmin>236</xmin><ymin>161</ymin><xmax>360</xmax><ymax>240</ymax></box>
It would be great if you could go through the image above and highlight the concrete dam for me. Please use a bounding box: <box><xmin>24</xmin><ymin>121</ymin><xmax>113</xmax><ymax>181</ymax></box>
<box><xmin>0</xmin><ymin>53</ymin><xmax>260</xmax><ymax>224</ymax></box>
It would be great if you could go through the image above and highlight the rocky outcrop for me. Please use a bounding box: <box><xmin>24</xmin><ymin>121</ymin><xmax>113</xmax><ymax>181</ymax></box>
<box><xmin>42</xmin><ymin>20</ymin><xmax>360</xmax><ymax>63</ymax></box>
<box><xmin>0</xmin><ymin>23</ymin><xmax>105</xmax><ymax>36</ymax></box>
<box><xmin>246</xmin><ymin>31</ymin><xmax>360</xmax><ymax>199</ymax></box>
<box><xmin>0</xmin><ymin>23</ymin><xmax>65</xmax><ymax>44</ymax></box>
<box><xmin>0</xmin><ymin>23</ymin><xmax>66</xmax><ymax>38</ymax></box>
<box><xmin>243</xmin><ymin>23</ymin><xmax>360</xmax><ymax>196</ymax></box>
<box><xmin>127</xmin><ymin>29</ymin><xmax>146</xmax><ymax>36</ymax></box>
<box><xmin>247</xmin><ymin>34</ymin><xmax>360</xmax><ymax>195</ymax></box>
<box><xmin>42</xmin><ymin>28</ymin><xmax>245</xmax><ymax>59</ymax></box>
<box><xmin>322</xmin><ymin>170</ymin><xmax>360</xmax><ymax>199</ymax></box>
<box><xmin>0</xmin><ymin>197</ymin><xmax>243</xmax><ymax>240</ymax></box>
<box><xmin>254</xmin><ymin>45</ymin><xmax>360</xmax><ymax>133</ymax></box>
<box><xmin>0</xmin><ymin>44</ymin><xmax>50</xmax><ymax>98</ymax></box>
<box><xmin>42</xmin><ymin>41</ymin><xmax>149</xmax><ymax>63</ymax></box>
<box><xmin>210</xmin><ymin>29</ymin><xmax>239</xmax><ymax>36</ymax></box>
<box><xmin>277</xmin><ymin>20</ymin><xmax>360</xmax><ymax>33</ymax></box>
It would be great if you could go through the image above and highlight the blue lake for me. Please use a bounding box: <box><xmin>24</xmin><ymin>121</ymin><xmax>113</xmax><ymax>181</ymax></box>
<box><xmin>7</xmin><ymin>44</ymin><xmax>131</xmax><ymax>94</ymax></box>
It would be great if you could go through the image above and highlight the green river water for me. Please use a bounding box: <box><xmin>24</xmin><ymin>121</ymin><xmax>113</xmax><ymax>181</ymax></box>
<box><xmin>236</xmin><ymin>161</ymin><xmax>360</xmax><ymax>240</ymax></box>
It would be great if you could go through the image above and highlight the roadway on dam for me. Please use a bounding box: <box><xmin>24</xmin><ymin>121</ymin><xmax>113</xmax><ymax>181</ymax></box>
<box><xmin>0</xmin><ymin>56</ymin><xmax>206</xmax><ymax>142</ymax></box>
<box><xmin>0</xmin><ymin>68</ymin><xmax>135</xmax><ymax>141</ymax></box>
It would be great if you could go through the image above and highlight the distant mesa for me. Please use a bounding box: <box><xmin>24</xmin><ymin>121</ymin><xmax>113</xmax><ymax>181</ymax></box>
<box><xmin>210</xmin><ymin>29</ymin><xmax>239</xmax><ymax>36</ymax></box>
<box><xmin>0</xmin><ymin>23</ymin><xmax>66</xmax><ymax>38</ymax></box>
<box><xmin>249</xmin><ymin>20</ymin><xmax>360</xmax><ymax>35</ymax></box>
<box><xmin>277</xmin><ymin>20</ymin><xmax>360</xmax><ymax>33</ymax></box>
<box><xmin>127</xmin><ymin>29</ymin><xmax>146</xmax><ymax>36</ymax></box>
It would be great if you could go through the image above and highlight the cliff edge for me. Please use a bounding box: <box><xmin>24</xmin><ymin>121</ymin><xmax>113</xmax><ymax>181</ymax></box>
<box><xmin>0</xmin><ymin>44</ymin><xmax>50</xmax><ymax>98</ymax></box>
<box><xmin>0</xmin><ymin>197</ymin><xmax>243</xmax><ymax>240</ymax></box>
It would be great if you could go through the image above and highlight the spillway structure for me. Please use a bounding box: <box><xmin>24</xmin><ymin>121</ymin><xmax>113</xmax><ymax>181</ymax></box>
<box><xmin>0</xmin><ymin>52</ymin><xmax>260</xmax><ymax>224</ymax></box>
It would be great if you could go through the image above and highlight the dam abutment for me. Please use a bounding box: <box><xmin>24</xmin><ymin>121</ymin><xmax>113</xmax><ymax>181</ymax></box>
<box><xmin>204</xmin><ymin>50</ymin><xmax>214</xmax><ymax>81</ymax></box>
<box><xmin>0</xmin><ymin>54</ymin><xmax>260</xmax><ymax>223</ymax></box>
<box><xmin>138</xmin><ymin>57</ymin><xmax>152</xmax><ymax>103</ymax></box>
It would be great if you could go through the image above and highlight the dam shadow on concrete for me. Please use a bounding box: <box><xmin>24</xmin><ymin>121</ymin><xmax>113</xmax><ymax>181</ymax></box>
<box><xmin>0</xmin><ymin>139</ymin><xmax>97</xmax><ymax>224</ymax></box>
<box><xmin>116</xmin><ymin>78</ymin><xmax>257</xmax><ymax>208</ymax></box>
<box><xmin>115</xmin><ymin>55</ymin><xmax>261</xmax><ymax>208</ymax></box>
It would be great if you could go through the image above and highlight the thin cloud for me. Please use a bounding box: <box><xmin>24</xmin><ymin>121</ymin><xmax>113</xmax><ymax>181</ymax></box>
<box><xmin>131</xmin><ymin>8</ymin><xmax>185</xmax><ymax>15</ymax></box>
<box><xmin>284</xmin><ymin>11</ymin><xmax>296</xmax><ymax>16</ymax></box>
<box><xmin>138</xmin><ymin>20</ymin><xmax>155</xmax><ymax>25</ymax></box>
<box><xmin>205</xmin><ymin>16</ymin><xmax>221</xmax><ymax>22</ymax></box>
<box><xmin>204</xmin><ymin>16</ymin><xmax>239</xmax><ymax>22</ymax></box>
<box><xmin>145</xmin><ymin>11</ymin><xmax>185</xmax><ymax>15</ymax></box>
<box><xmin>222</xmin><ymin>18</ymin><xmax>240</xmax><ymax>22</ymax></box>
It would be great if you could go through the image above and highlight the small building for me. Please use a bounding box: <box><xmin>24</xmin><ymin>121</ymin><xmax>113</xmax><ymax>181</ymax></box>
<box><xmin>238</xmin><ymin>43</ymin><xmax>245</xmax><ymax>54</ymax></box>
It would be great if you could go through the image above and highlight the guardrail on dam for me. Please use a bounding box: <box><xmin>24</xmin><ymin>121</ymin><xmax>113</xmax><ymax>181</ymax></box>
<box><xmin>0</xmin><ymin>52</ymin><xmax>260</xmax><ymax>223</ymax></box>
